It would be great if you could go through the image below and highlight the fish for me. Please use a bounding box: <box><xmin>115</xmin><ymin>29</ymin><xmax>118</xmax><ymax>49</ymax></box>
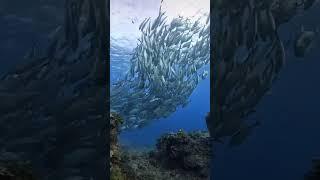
<box><xmin>139</xmin><ymin>17</ymin><xmax>151</xmax><ymax>31</ymax></box>
<box><xmin>228</xmin><ymin>121</ymin><xmax>261</xmax><ymax>147</ymax></box>
<box><xmin>129</xmin><ymin>108</ymin><xmax>139</xmax><ymax>114</ymax></box>
<box><xmin>206</xmin><ymin>14</ymin><xmax>210</xmax><ymax>24</ymax></box>
<box><xmin>201</xmin><ymin>70</ymin><xmax>209</xmax><ymax>79</ymax></box>
<box><xmin>294</xmin><ymin>29</ymin><xmax>316</xmax><ymax>57</ymax></box>
<box><xmin>191</xmin><ymin>18</ymin><xmax>200</xmax><ymax>31</ymax></box>
<box><xmin>150</xmin><ymin>97</ymin><xmax>160</xmax><ymax>102</ymax></box>
<box><xmin>110</xmin><ymin>9</ymin><xmax>210</xmax><ymax>130</ymax></box>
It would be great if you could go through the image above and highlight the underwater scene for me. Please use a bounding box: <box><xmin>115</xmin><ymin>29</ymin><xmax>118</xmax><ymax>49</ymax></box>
<box><xmin>110</xmin><ymin>0</ymin><xmax>210</xmax><ymax>147</ymax></box>
<box><xmin>0</xmin><ymin>0</ymin><xmax>106</xmax><ymax>179</ymax></box>
<box><xmin>2</xmin><ymin>0</ymin><xmax>320</xmax><ymax>179</ymax></box>
<box><xmin>110</xmin><ymin>0</ymin><xmax>320</xmax><ymax>180</ymax></box>
<box><xmin>211</xmin><ymin>1</ymin><xmax>320</xmax><ymax>180</ymax></box>
<box><xmin>110</xmin><ymin>0</ymin><xmax>212</xmax><ymax>179</ymax></box>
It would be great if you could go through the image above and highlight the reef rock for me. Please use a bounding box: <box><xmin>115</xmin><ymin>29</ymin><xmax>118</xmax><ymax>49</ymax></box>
<box><xmin>152</xmin><ymin>130</ymin><xmax>211</xmax><ymax>177</ymax></box>
<box><xmin>116</xmin><ymin>130</ymin><xmax>211</xmax><ymax>180</ymax></box>
<box><xmin>110</xmin><ymin>113</ymin><xmax>126</xmax><ymax>180</ymax></box>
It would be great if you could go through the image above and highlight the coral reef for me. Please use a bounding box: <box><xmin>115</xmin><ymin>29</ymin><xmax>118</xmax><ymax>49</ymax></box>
<box><xmin>110</xmin><ymin>113</ymin><xmax>211</xmax><ymax>180</ymax></box>
<box><xmin>110</xmin><ymin>113</ymin><xmax>126</xmax><ymax>180</ymax></box>
<box><xmin>152</xmin><ymin>130</ymin><xmax>211</xmax><ymax>177</ymax></box>
<box><xmin>120</xmin><ymin>132</ymin><xmax>211</xmax><ymax>180</ymax></box>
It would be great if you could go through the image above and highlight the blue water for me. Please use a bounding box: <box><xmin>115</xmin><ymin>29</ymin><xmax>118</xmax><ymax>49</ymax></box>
<box><xmin>213</xmin><ymin>54</ymin><xmax>320</xmax><ymax>179</ymax></box>
<box><xmin>110</xmin><ymin>0</ymin><xmax>210</xmax><ymax>149</ymax></box>
<box><xmin>111</xmin><ymin>1</ymin><xmax>320</xmax><ymax>180</ymax></box>
<box><xmin>213</xmin><ymin>3</ymin><xmax>320</xmax><ymax>180</ymax></box>
<box><xmin>119</xmin><ymin>71</ymin><xmax>210</xmax><ymax>148</ymax></box>
<box><xmin>111</xmin><ymin>32</ymin><xmax>210</xmax><ymax>148</ymax></box>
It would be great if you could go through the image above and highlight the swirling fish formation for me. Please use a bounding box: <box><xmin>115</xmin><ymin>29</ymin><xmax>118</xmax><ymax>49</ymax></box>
<box><xmin>111</xmin><ymin>9</ymin><xmax>210</xmax><ymax>130</ymax></box>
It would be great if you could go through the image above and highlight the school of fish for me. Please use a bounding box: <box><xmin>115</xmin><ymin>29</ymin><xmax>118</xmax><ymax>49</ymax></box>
<box><xmin>110</xmin><ymin>9</ymin><xmax>210</xmax><ymax>130</ymax></box>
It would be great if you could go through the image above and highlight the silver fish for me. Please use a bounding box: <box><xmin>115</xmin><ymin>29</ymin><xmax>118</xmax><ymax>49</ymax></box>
<box><xmin>111</xmin><ymin>10</ymin><xmax>210</xmax><ymax>130</ymax></box>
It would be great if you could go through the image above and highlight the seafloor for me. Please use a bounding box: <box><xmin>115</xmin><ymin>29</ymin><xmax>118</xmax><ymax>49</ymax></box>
<box><xmin>110</xmin><ymin>112</ymin><xmax>211</xmax><ymax>180</ymax></box>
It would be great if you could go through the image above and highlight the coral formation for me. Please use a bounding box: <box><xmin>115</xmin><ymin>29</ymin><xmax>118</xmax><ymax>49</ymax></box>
<box><xmin>110</xmin><ymin>113</ymin><xmax>211</xmax><ymax>180</ymax></box>
<box><xmin>110</xmin><ymin>113</ymin><xmax>126</xmax><ymax>180</ymax></box>
<box><xmin>152</xmin><ymin>130</ymin><xmax>211</xmax><ymax>177</ymax></box>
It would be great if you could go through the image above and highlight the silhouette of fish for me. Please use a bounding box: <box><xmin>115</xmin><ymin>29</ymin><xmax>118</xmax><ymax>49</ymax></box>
<box><xmin>228</xmin><ymin>121</ymin><xmax>261</xmax><ymax>147</ymax></box>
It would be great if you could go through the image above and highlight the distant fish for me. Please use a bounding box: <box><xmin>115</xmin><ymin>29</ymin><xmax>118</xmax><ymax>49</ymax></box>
<box><xmin>294</xmin><ymin>27</ymin><xmax>317</xmax><ymax>58</ymax></box>
<box><xmin>150</xmin><ymin>97</ymin><xmax>160</xmax><ymax>102</ymax></box>
<box><xmin>133</xmin><ymin>124</ymin><xmax>139</xmax><ymax>129</ymax></box>
<box><xmin>139</xmin><ymin>17</ymin><xmax>151</xmax><ymax>31</ymax></box>
<box><xmin>111</xmin><ymin>9</ymin><xmax>210</xmax><ymax>130</ymax></box>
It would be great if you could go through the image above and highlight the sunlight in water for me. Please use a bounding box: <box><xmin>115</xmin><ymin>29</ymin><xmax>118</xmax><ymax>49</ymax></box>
<box><xmin>110</xmin><ymin>0</ymin><xmax>210</xmax><ymax>146</ymax></box>
<box><xmin>110</xmin><ymin>0</ymin><xmax>209</xmax><ymax>48</ymax></box>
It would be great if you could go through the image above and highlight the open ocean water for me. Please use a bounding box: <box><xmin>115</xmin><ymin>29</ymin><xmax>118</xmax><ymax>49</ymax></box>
<box><xmin>110</xmin><ymin>0</ymin><xmax>210</xmax><ymax>149</ymax></box>
<box><xmin>213</xmin><ymin>3</ymin><xmax>320</xmax><ymax>180</ymax></box>
<box><xmin>110</xmin><ymin>0</ymin><xmax>320</xmax><ymax>180</ymax></box>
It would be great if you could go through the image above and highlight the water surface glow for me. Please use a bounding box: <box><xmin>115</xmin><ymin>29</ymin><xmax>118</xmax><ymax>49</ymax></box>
<box><xmin>110</xmin><ymin>0</ymin><xmax>210</xmax><ymax>147</ymax></box>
